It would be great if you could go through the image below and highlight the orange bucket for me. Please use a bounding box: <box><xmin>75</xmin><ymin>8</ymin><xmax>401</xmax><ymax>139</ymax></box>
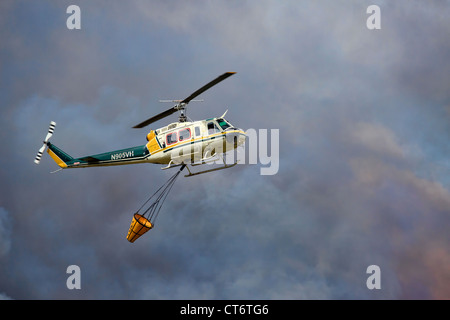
<box><xmin>126</xmin><ymin>213</ymin><xmax>153</xmax><ymax>243</ymax></box>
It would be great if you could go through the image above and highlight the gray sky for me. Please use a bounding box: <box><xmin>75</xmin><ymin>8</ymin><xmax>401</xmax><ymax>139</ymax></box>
<box><xmin>1</xmin><ymin>0</ymin><xmax>450</xmax><ymax>299</ymax></box>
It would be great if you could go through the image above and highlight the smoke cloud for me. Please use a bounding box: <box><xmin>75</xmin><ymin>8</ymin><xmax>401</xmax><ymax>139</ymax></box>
<box><xmin>1</xmin><ymin>0</ymin><xmax>449</xmax><ymax>299</ymax></box>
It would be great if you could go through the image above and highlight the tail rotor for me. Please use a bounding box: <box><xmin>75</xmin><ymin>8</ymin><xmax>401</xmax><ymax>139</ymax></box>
<box><xmin>34</xmin><ymin>121</ymin><xmax>56</xmax><ymax>164</ymax></box>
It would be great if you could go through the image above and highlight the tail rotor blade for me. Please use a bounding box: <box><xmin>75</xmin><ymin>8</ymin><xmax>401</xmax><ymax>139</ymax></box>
<box><xmin>44</xmin><ymin>121</ymin><xmax>56</xmax><ymax>142</ymax></box>
<box><xmin>34</xmin><ymin>121</ymin><xmax>56</xmax><ymax>165</ymax></box>
<box><xmin>34</xmin><ymin>144</ymin><xmax>46</xmax><ymax>164</ymax></box>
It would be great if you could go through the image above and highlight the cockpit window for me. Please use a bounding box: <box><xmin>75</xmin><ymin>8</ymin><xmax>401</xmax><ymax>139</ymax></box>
<box><xmin>166</xmin><ymin>132</ymin><xmax>177</xmax><ymax>145</ymax></box>
<box><xmin>207</xmin><ymin>122</ymin><xmax>220</xmax><ymax>134</ymax></box>
<box><xmin>217</xmin><ymin>118</ymin><xmax>231</xmax><ymax>130</ymax></box>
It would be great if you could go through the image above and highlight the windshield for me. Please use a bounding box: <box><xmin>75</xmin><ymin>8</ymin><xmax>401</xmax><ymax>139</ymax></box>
<box><xmin>217</xmin><ymin>118</ymin><xmax>231</xmax><ymax>130</ymax></box>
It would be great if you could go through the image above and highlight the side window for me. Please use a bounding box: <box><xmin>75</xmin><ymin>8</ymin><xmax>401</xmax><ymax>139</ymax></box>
<box><xmin>178</xmin><ymin>128</ymin><xmax>191</xmax><ymax>141</ymax></box>
<box><xmin>207</xmin><ymin>122</ymin><xmax>219</xmax><ymax>135</ymax></box>
<box><xmin>166</xmin><ymin>132</ymin><xmax>177</xmax><ymax>145</ymax></box>
<box><xmin>195</xmin><ymin>126</ymin><xmax>201</xmax><ymax>137</ymax></box>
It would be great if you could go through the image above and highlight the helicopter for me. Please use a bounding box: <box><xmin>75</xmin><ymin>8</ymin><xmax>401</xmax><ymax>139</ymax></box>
<box><xmin>34</xmin><ymin>72</ymin><xmax>246</xmax><ymax>177</ymax></box>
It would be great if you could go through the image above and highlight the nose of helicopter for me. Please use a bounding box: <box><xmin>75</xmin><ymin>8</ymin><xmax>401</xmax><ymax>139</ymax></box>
<box><xmin>236</xmin><ymin>129</ymin><xmax>246</xmax><ymax>146</ymax></box>
<box><xmin>225</xmin><ymin>128</ymin><xmax>247</xmax><ymax>147</ymax></box>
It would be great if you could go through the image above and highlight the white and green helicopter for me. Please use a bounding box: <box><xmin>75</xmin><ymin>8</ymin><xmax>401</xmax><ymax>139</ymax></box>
<box><xmin>34</xmin><ymin>72</ymin><xmax>246</xmax><ymax>177</ymax></box>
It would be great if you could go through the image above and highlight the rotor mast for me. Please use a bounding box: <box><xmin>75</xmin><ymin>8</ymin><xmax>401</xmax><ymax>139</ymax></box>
<box><xmin>158</xmin><ymin>99</ymin><xmax>204</xmax><ymax>123</ymax></box>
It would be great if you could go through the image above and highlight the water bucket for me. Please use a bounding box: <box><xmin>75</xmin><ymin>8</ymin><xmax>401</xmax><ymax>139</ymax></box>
<box><xmin>127</xmin><ymin>213</ymin><xmax>153</xmax><ymax>243</ymax></box>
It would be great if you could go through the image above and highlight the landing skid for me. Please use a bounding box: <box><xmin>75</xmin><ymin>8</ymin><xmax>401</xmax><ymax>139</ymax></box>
<box><xmin>161</xmin><ymin>155</ymin><xmax>239</xmax><ymax>177</ymax></box>
<box><xmin>184</xmin><ymin>162</ymin><xmax>238</xmax><ymax>177</ymax></box>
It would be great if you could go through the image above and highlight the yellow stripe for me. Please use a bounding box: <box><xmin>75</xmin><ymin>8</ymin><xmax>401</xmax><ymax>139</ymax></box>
<box><xmin>151</xmin><ymin>130</ymin><xmax>245</xmax><ymax>156</ymax></box>
<box><xmin>47</xmin><ymin>148</ymin><xmax>68</xmax><ymax>168</ymax></box>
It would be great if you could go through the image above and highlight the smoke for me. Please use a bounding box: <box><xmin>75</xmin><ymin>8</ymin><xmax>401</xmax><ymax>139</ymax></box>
<box><xmin>0</xmin><ymin>208</ymin><xmax>12</xmax><ymax>258</ymax></box>
<box><xmin>0</xmin><ymin>0</ymin><xmax>449</xmax><ymax>299</ymax></box>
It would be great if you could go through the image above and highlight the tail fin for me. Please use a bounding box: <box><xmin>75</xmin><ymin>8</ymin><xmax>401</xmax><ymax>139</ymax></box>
<box><xmin>46</xmin><ymin>142</ymin><xmax>74</xmax><ymax>168</ymax></box>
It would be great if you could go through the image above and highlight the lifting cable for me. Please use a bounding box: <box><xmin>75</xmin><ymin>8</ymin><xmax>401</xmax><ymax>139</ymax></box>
<box><xmin>136</xmin><ymin>164</ymin><xmax>186</xmax><ymax>226</ymax></box>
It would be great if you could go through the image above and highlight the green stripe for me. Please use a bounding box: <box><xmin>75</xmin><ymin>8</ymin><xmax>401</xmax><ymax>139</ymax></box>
<box><xmin>69</xmin><ymin>145</ymin><xmax>149</xmax><ymax>166</ymax></box>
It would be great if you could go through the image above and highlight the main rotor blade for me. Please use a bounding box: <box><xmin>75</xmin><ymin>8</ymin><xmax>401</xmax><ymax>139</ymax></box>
<box><xmin>132</xmin><ymin>72</ymin><xmax>236</xmax><ymax>129</ymax></box>
<box><xmin>181</xmin><ymin>72</ymin><xmax>236</xmax><ymax>104</ymax></box>
<box><xmin>132</xmin><ymin>107</ymin><xmax>177</xmax><ymax>128</ymax></box>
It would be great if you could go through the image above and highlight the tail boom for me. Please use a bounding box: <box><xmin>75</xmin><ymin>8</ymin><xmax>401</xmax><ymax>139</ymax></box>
<box><xmin>46</xmin><ymin>143</ymin><xmax>150</xmax><ymax>169</ymax></box>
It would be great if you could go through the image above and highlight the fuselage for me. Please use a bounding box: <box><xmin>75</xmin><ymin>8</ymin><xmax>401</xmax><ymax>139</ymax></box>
<box><xmin>46</xmin><ymin>117</ymin><xmax>246</xmax><ymax>169</ymax></box>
